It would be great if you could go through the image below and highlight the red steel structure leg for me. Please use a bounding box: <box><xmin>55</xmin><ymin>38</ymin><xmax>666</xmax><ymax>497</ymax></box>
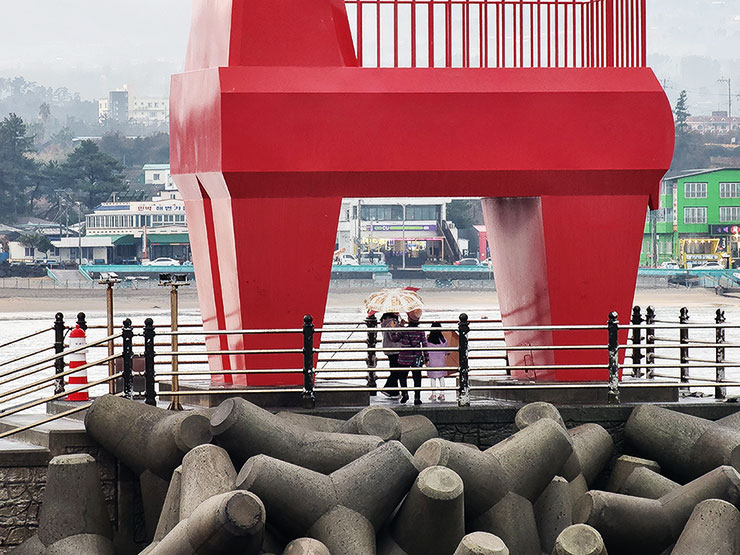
<box><xmin>170</xmin><ymin>0</ymin><xmax>674</xmax><ymax>386</ymax></box>
<box><xmin>483</xmin><ymin>194</ymin><xmax>648</xmax><ymax>381</ymax></box>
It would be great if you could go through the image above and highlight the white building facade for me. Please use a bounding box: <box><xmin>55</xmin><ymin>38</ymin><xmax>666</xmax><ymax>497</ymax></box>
<box><xmin>336</xmin><ymin>197</ymin><xmax>454</xmax><ymax>267</ymax></box>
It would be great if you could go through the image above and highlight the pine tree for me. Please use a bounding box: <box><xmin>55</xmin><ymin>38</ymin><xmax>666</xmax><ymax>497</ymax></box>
<box><xmin>674</xmin><ymin>90</ymin><xmax>690</xmax><ymax>136</ymax></box>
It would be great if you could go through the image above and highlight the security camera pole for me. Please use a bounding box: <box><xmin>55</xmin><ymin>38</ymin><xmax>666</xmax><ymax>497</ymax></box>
<box><xmin>99</xmin><ymin>272</ymin><xmax>121</xmax><ymax>394</ymax></box>
<box><xmin>159</xmin><ymin>273</ymin><xmax>190</xmax><ymax>410</ymax></box>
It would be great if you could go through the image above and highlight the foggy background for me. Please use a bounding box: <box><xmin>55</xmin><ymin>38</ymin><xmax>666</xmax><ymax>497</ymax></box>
<box><xmin>0</xmin><ymin>0</ymin><xmax>738</xmax><ymax>113</ymax></box>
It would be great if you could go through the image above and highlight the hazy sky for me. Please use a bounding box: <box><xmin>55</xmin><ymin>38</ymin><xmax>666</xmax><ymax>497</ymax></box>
<box><xmin>0</xmin><ymin>0</ymin><xmax>738</xmax><ymax>113</ymax></box>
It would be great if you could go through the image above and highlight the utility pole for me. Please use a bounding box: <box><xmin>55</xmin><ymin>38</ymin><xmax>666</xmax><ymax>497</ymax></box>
<box><xmin>719</xmin><ymin>78</ymin><xmax>732</xmax><ymax>118</ymax></box>
<box><xmin>76</xmin><ymin>201</ymin><xmax>82</xmax><ymax>265</ymax></box>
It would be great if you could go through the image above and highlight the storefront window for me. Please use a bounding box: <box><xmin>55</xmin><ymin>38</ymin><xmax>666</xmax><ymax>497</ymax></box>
<box><xmin>361</xmin><ymin>205</ymin><xmax>403</xmax><ymax>221</ymax></box>
<box><xmin>406</xmin><ymin>205</ymin><xmax>438</xmax><ymax>221</ymax></box>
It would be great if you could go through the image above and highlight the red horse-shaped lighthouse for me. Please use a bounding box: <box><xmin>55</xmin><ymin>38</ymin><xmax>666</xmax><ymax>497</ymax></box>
<box><xmin>170</xmin><ymin>0</ymin><xmax>674</xmax><ymax>385</ymax></box>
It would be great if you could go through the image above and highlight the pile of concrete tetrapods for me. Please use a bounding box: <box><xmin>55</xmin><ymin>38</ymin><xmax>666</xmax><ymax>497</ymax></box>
<box><xmin>11</xmin><ymin>396</ymin><xmax>740</xmax><ymax>554</ymax></box>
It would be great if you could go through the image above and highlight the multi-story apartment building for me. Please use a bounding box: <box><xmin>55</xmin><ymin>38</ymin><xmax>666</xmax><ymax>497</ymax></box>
<box><xmin>98</xmin><ymin>88</ymin><xmax>168</xmax><ymax>127</ymax></box>
<box><xmin>642</xmin><ymin>168</ymin><xmax>740</xmax><ymax>268</ymax></box>
<box><xmin>335</xmin><ymin>198</ymin><xmax>456</xmax><ymax>267</ymax></box>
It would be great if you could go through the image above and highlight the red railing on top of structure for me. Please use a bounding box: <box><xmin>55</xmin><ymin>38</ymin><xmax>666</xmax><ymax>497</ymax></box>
<box><xmin>344</xmin><ymin>0</ymin><xmax>646</xmax><ymax>69</ymax></box>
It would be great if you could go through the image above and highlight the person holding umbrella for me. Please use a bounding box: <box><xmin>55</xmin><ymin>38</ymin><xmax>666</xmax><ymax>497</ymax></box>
<box><xmin>363</xmin><ymin>288</ymin><xmax>424</xmax><ymax>401</ymax></box>
<box><xmin>395</xmin><ymin>308</ymin><xmax>429</xmax><ymax>405</ymax></box>
<box><xmin>379</xmin><ymin>312</ymin><xmax>403</xmax><ymax>397</ymax></box>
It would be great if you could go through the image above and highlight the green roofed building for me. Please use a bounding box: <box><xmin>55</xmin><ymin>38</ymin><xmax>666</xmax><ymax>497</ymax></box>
<box><xmin>642</xmin><ymin>168</ymin><xmax>740</xmax><ymax>268</ymax></box>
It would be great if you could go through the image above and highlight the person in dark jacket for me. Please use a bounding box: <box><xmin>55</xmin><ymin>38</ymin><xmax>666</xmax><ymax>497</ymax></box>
<box><xmin>393</xmin><ymin>308</ymin><xmax>429</xmax><ymax>405</ymax></box>
<box><xmin>379</xmin><ymin>312</ymin><xmax>403</xmax><ymax>397</ymax></box>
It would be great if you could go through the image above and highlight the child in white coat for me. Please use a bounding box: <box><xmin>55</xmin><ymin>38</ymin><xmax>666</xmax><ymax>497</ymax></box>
<box><xmin>426</xmin><ymin>322</ymin><xmax>448</xmax><ymax>401</ymax></box>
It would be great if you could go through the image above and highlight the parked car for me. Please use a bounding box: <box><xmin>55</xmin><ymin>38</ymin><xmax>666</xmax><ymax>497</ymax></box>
<box><xmin>659</xmin><ymin>261</ymin><xmax>680</xmax><ymax>269</ymax></box>
<box><xmin>454</xmin><ymin>258</ymin><xmax>484</xmax><ymax>266</ymax></box>
<box><xmin>333</xmin><ymin>253</ymin><xmax>359</xmax><ymax>266</ymax></box>
<box><xmin>691</xmin><ymin>262</ymin><xmax>724</xmax><ymax>270</ymax></box>
<box><xmin>142</xmin><ymin>257</ymin><xmax>181</xmax><ymax>267</ymax></box>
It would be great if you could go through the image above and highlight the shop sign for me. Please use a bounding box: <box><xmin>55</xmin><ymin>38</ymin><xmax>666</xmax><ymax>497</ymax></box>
<box><xmin>709</xmin><ymin>224</ymin><xmax>740</xmax><ymax>235</ymax></box>
<box><xmin>365</xmin><ymin>224</ymin><xmax>437</xmax><ymax>232</ymax></box>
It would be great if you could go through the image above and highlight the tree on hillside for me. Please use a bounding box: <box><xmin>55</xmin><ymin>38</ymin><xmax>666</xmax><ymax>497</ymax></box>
<box><xmin>0</xmin><ymin>114</ymin><xmax>40</xmax><ymax>222</ymax></box>
<box><xmin>670</xmin><ymin>91</ymin><xmax>710</xmax><ymax>172</ymax></box>
<box><xmin>19</xmin><ymin>232</ymin><xmax>53</xmax><ymax>257</ymax></box>
<box><xmin>446</xmin><ymin>199</ymin><xmax>483</xmax><ymax>230</ymax></box>
<box><xmin>60</xmin><ymin>140</ymin><xmax>124</xmax><ymax>209</ymax></box>
<box><xmin>99</xmin><ymin>131</ymin><xmax>170</xmax><ymax>168</ymax></box>
<box><xmin>674</xmin><ymin>90</ymin><xmax>690</xmax><ymax>136</ymax></box>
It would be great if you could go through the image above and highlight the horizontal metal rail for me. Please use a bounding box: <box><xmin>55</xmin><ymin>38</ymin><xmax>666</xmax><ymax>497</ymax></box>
<box><xmin>0</xmin><ymin>326</ymin><xmax>51</xmax><ymax>350</ymax></box>
<box><xmin>0</xmin><ymin>401</ymin><xmax>95</xmax><ymax>440</ymax></box>
<box><xmin>0</xmin><ymin>345</ymin><xmax>55</xmax><ymax>368</ymax></box>
<box><xmin>625</xmin><ymin>324</ymin><xmax>740</xmax><ymax>330</ymax></box>
<box><xmin>621</xmin><ymin>363</ymin><xmax>740</xmax><ymax>369</ymax></box>
<box><xmin>0</xmin><ymin>372</ymin><xmax>123</xmax><ymax>420</ymax></box>
<box><xmin>0</xmin><ymin>354</ymin><xmax>120</xmax><ymax>402</ymax></box>
<box><xmin>157</xmin><ymin>349</ymin><xmax>303</xmax><ymax>356</ymax></box>
<box><xmin>0</xmin><ymin>332</ymin><xmax>122</xmax><ymax>378</ymax></box>
<box><xmin>0</xmin><ymin>362</ymin><xmax>57</xmax><ymax>388</ymax></box>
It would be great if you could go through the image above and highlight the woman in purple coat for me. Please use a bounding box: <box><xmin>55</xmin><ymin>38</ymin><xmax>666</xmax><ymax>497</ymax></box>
<box><xmin>394</xmin><ymin>309</ymin><xmax>429</xmax><ymax>405</ymax></box>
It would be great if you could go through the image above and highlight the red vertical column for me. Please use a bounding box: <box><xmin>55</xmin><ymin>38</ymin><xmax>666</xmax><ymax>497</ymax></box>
<box><xmin>174</xmin><ymin>175</ymin><xmax>233</xmax><ymax>383</ymax></box>
<box><xmin>483</xmin><ymin>191</ymin><xmax>647</xmax><ymax>381</ymax></box>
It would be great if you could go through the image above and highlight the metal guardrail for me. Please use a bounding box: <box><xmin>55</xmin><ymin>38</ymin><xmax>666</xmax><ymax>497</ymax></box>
<box><xmin>1</xmin><ymin>303</ymin><xmax>739</xmax><ymax>439</ymax></box>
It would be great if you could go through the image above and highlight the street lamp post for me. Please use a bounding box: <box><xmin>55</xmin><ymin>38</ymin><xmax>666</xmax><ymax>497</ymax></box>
<box><xmin>402</xmin><ymin>204</ymin><xmax>406</xmax><ymax>269</ymax></box>
<box><xmin>76</xmin><ymin>201</ymin><xmax>82</xmax><ymax>265</ymax></box>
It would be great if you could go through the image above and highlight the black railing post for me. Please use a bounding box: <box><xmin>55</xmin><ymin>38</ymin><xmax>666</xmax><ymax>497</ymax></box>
<box><xmin>457</xmin><ymin>313</ymin><xmax>470</xmax><ymax>407</ymax></box>
<box><xmin>143</xmin><ymin>318</ymin><xmax>157</xmax><ymax>406</ymax></box>
<box><xmin>630</xmin><ymin>306</ymin><xmax>643</xmax><ymax>377</ymax></box>
<box><xmin>53</xmin><ymin>312</ymin><xmax>65</xmax><ymax>395</ymax></box>
<box><xmin>645</xmin><ymin>306</ymin><xmax>656</xmax><ymax>379</ymax></box>
<box><xmin>716</xmin><ymin>309</ymin><xmax>726</xmax><ymax>400</ymax></box>
<box><xmin>122</xmin><ymin>318</ymin><xmax>134</xmax><ymax>400</ymax></box>
<box><xmin>365</xmin><ymin>313</ymin><xmax>378</xmax><ymax>395</ymax></box>
<box><xmin>76</xmin><ymin>311</ymin><xmax>87</xmax><ymax>332</ymax></box>
<box><xmin>680</xmin><ymin>307</ymin><xmax>690</xmax><ymax>385</ymax></box>
<box><xmin>302</xmin><ymin>315</ymin><xmax>315</xmax><ymax>409</ymax></box>
<box><xmin>607</xmin><ymin>311</ymin><xmax>620</xmax><ymax>405</ymax></box>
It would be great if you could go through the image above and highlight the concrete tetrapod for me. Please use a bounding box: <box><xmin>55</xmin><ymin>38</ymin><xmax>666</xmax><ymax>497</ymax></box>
<box><xmin>619</xmin><ymin>466</ymin><xmax>679</xmax><ymax>499</ymax></box>
<box><xmin>276</xmin><ymin>406</ymin><xmax>402</xmax><ymax>441</ymax></box>
<box><xmin>84</xmin><ymin>394</ymin><xmax>212</xmax><ymax>479</ymax></box>
<box><xmin>154</xmin><ymin>466</ymin><xmax>182</xmax><ymax>542</ymax></box>
<box><xmin>606</xmin><ymin>455</ymin><xmax>662</xmax><ymax>493</ymax></box>
<box><xmin>237</xmin><ymin>440</ymin><xmax>419</xmax><ymax>554</ymax></box>
<box><xmin>398</xmin><ymin>415</ymin><xmax>439</xmax><ymax>453</ymax></box>
<box><xmin>573</xmin><ymin>465</ymin><xmax>740</xmax><ymax>554</ymax></box>
<box><xmin>415</xmin><ymin>419</ymin><xmax>573</xmax><ymax>555</ymax></box>
<box><xmin>515</xmin><ymin>402</ymin><xmax>567</xmax><ymax>431</ymax></box>
<box><xmin>148</xmin><ymin>490</ymin><xmax>265</xmax><ymax>555</ymax></box>
<box><xmin>179</xmin><ymin>444</ymin><xmax>237</xmax><ymax>520</ymax></box>
<box><xmin>379</xmin><ymin>466</ymin><xmax>465</xmax><ymax>555</ymax></box>
<box><xmin>625</xmin><ymin>404</ymin><xmax>740</xmax><ymax>481</ymax></box>
<box><xmin>37</xmin><ymin>454</ymin><xmax>112</xmax><ymax>548</ymax></box>
<box><xmin>8</xmin><ymin>535</ymin><xmax>46</xmax><ymax>555</ymax></box>
<box><xmin>44</xmin><ymin>534</ymin><xmax>115</xmax><ymax>555</ymax></box>
<box><xmin>453</xmin><ymin>532</ymin><xmax>510</xmax><ymax>555</ymax></box>
<box><xmin>282</xmin><ymin>538</ymin><xmax>332</xmax><ymax>555</ymax></box>
<box><xmin>552</xmin><ymin>524</ymin><xmax>607</xmax><ymax>555</ymax></box>
<box><xmin>211</xmin><ymin>397</ymin><xmax>384</xmax><ymax>472</ymax></box>
<box><xmin>534</xmin><ymin>477</ymin><xmax>574</xmax><ymax>554</ymax></box>
<box><xmin>514</xmin><ymin>402</ymin><xmax>613</xmax><ymax>488</ymax></box>
<box><xmin>670</xmin><ymin>499</ymin><xmax>740</xmax><ymax>555</ymax></box>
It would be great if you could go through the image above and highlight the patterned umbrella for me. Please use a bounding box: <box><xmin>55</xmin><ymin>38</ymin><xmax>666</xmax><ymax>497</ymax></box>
<box><xmin>364</xmin><ymin>287</ymin><xmax>424</xmax><ymax>315</ymax></box>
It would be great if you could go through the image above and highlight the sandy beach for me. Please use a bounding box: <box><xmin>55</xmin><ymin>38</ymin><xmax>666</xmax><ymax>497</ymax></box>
<box><xmin>0</xmin><ymin>283</ymin><xmax>734</xmax><ymax>316</ymax></box>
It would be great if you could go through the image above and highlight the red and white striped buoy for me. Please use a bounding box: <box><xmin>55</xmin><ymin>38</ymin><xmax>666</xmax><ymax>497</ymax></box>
<box><xmin>67</xmin><ymin>325</ymin><xmax>88</xmax><ymax>401</ymax></box>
